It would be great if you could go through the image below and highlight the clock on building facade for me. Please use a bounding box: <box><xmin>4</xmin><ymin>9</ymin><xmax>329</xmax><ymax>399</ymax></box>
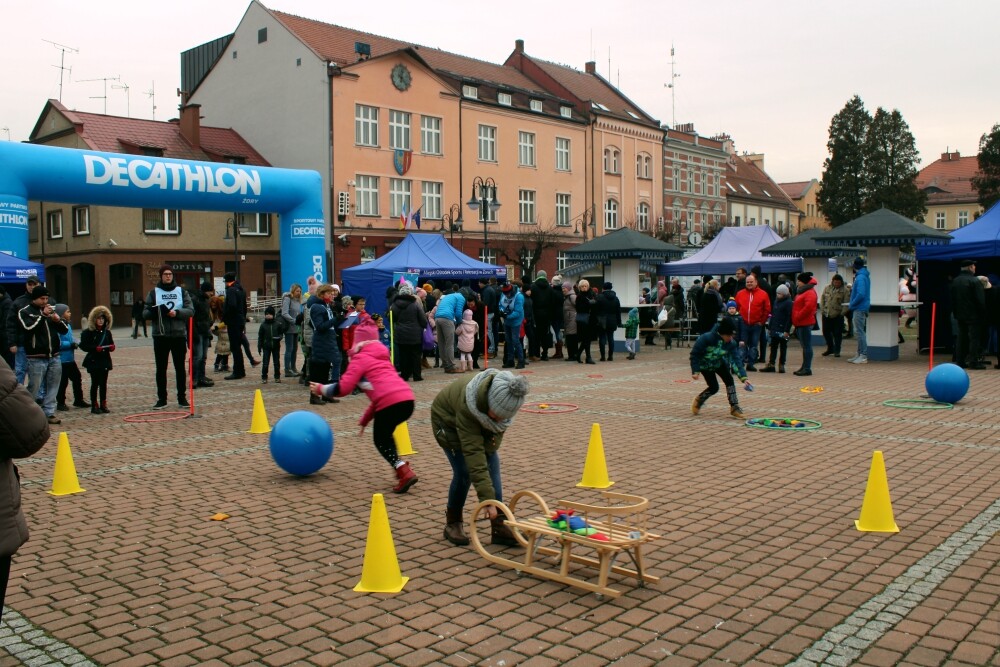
<box><xmin>391</xmin><ymin>64</ymin><xmax>411</xmax><ymax>91</ymax></box>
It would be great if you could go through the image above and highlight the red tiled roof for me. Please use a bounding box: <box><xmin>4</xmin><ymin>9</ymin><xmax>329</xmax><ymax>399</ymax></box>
<box><xmin>270</xmin><ymin>10</ymin><xmax>549</xmax><ymax>94</ymax></box>
<box><xmin>36</xmin><ymin>100</ymin><xmax>269</xmax><ymax>166</ymax></box>
<box><xmin>778</xmin><ymin>181</ymin><xmax>812</xmax><ymax>200</ymax></box>
<box><xmin>726</xmin><ymin>155</ymin><xmax>798</xmax><ymax>210</ymax></box>
<box><xmin>915</xmin><ymin>154</ymin><xmax>980</xmax><ymax>204</ymax></box>
<box><xmin>526</xmin><ymin>57</ymin><xmax>659</xmax><ymax>128</ymax></box>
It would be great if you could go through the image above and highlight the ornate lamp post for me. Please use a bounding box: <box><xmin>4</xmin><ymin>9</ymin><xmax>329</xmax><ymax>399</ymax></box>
<box><xmin>573</xmin><ymin>207</ymin><xmax>595</xmax><ymax>240</ymax></box>
<box><xmin>443</xmin><ymin>203</ymin><xmax>463</xmax><ymax>244</ymax></box>
<box><xmin>466</xmin><ymin>176</ymin><xmax>501</xmax><ymax>260</ymax></box>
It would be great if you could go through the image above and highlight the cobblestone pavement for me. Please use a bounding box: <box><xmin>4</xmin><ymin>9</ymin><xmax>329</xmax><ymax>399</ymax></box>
<box><xmin>1</xmin><ymin>329</ymin><xmax>997</xmax><ymax>666</ymax></box>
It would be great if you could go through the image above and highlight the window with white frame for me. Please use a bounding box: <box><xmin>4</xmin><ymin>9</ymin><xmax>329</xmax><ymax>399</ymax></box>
<box><xmin>604</xmin><ymin>199</ymin><xmax>618</xmax><ymax>229</ymax></box>
<box><xmin>674</xmin><ymin>206</ymin><xmax>681</xmax><ymax>226</ymax></box>
<box><xmin>560</xmin><ymin>106</ymin><xmax>572</xmax><ymax>118</ymax></box>
<box><xmin>356</xmin><ymin>175</ymin><xmax>379</xmax><ymax>216</ymax></box>
<box><xmin>529</xmin><ymin>99</ymin><xmax>543</xmax><ymax>112</ymax></box>
<box><xmin>557</xmin><ymin>251</ymin><xmax>569</xmax><ymax>271</ymax></box>
<box><xmin>958</xmin><ymin>210</ymin><xmax>969</xmax><ymax>227</ymax></box>
<box><xmin>749</xmin><ymin>217</ymin><xmax>756</xmax><ymax>226</ymax></box>
<box><xmin>673</xmin><ymin>166</ymin><xmax>680</xmax><ymax>190</ymax></box>
<box><xmin>479</xmin><ymin>247</ymin><xmax>497</xmax><ymax>264</ymax></box>
<box><xmin>555</xmin><ymin>137</ymin><xmax>570</xmax><ymax>171</ymax></box>
<box><xmin>478</xmin><ymin>124</ymin><xmax>496</xmax><ymax>162</ymax></box>
<box><xmin>389</xmin><ymin>179</ymin><xmax>411</xmax><ymax>218</ymax></box>
<box><xmin>389</xmin><ymin>110</ymin><xmax>411</xmax><ymax>150</ymax></box>
<box><xmin>694</xmin><ymin>169</ymin><xmax>702</xmax><ymax>193</ymax></box>
<box><xmin>498</xmin><ymin>92</ymin><xmax>512</xmax><ymax>106</ymax></box>
<box><xmin>688</xmin><ymin>170</ymin><xmax>694</xmax><ymax>193</ymax></box>
<box><xmin>603</xmin><ymin>147</ymin><xmax>620</xmax><ymax>173</ymax></box>
<box><xmin>360</xmin><ymin>246</ymin><xmax>377</xmax><ymax>264</ymax></box>
<box><xmin>689</xmin><ymin>208</ymin><xmax>696</xmax><ymax>229</ymax></box>
<box><xmin>555</xmin><ymin>193</ymin><xmax>571</xmax><ymax>226</ymax></box>
<box><xmin>636</xmin><ymin>154</ymin><xmax>651</xmax><ymax>179</ymax></box>
<box><xmin>47</xmin><ymin>210</ymin><xmax>63</xmax><ymax>239</ymax></box>
<box><xmin>935</xmin><ymin>211</ymin><xmax>946</xmax><ymax>229</ymax></box>
<box><xmin>236</xmin><ymin>212</ymin><xmax>271</xmax><ymax>235</ymax></box>
<box><xmin>73</xmin><ymin>206</ymin><xmax>90</xmax><ymax>236</ymax></box>
<box><xmin>518</xmin><ymin>190</ymin><xmax>536</xmax><ymax>224</ymax></box>
<box><xmin>518</xmin><ymin>131</ymin><xmax>535</xmax><ymax>167</ymax></box>
<box><xmin>637</xmin><ymin>203</ymin><xmax>649</xmax><ymax>231</ymax></box>
<box><xmin>355</xmin><ymin>104</ymin><xmax>378</xmax><ymax>147</ymax></box>
<box><xmin>421</xmin><ymin>181</ymin><xmax>442</xmax><ymax>220</ymax></box>
<box><xmin>463</xmin><ymin>84</ymin><xmax>478</xmax><ymax>99</ymax></box>
<box><xmin>143</xmin><ymin>209</ymin><xmax>180</xmax><ymax>234</ymax></box>
<box><xmin>420</xmin><ymin>115</ymin><xmax>441</xmax><ymax>155</ymax></box>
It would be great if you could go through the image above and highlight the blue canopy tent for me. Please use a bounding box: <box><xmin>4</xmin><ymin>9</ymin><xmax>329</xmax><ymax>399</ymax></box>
<box><xmin>0</xmin><ymin>253</ymin><xmax>45</xmax><ymax>283</ymax></box>
<box><xmin>658</xmin><ymin>226</ymin><xmax>802</xmax><ymax>276</ymax></box>
<box><xmin>341</xmin><ymin>233</ymin><xmax>506</xmax><ymax>316</ymax></box>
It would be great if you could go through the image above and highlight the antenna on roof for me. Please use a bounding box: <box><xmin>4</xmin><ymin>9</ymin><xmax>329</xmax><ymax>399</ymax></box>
<box><xmin>112</xmin><ymin>81</ymin><xmax>130</xmax><ymax>117</ymax></box>
<box><xmin>78</xmin><ymin>75</ymin><xmax>120</xmax><ymax>114</ymax></box>
<box><xmin>42</xmin><ymin>39</ymin><xmax>79</xmax><ymax>103</ymax></box>
<box><xmin>664</xmin><ymin>43</ymin><xmax>680</xmax><ymax>129</ymax></box>
<box><xmin>145</xmin><ymin>82</ymin><xmax>157</xmax><ymax>120</ymax></box>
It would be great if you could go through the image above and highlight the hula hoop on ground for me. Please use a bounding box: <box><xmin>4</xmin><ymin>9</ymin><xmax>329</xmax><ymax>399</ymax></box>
<box><xmin>521</xmin><ymin>402</ymin><xmax>579</xmax><ymax>414</ymax></box>
<box><xmin>800</xmin><ymin>386</ymin><xmax>824</xmax><ymax>393</ymax></box>
<box><xmin>124</xmin><ymin>411</ymin><xmax>192</xmax><ymax>423</ymax></box>
<box><xmin>882</xmin><ymin>399</ymin><xmax>953</xmax><ymax>410</ymax></box>
<box><xmin>745</xmin><ymin>417</ymin><xmax>821</xmax><ymax>430</ymax></box>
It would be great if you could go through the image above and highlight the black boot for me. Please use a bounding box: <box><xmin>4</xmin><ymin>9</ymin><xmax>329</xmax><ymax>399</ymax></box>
<box><xmin>491</xmin><ymin>517</ymin><xmax>518</xmax><ymax>546</ymax></box>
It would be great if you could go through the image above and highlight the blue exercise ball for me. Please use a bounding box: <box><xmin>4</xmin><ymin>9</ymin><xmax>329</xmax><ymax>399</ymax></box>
<box><xmin>925</xmin><ymin>363</ymin><xmax>970</xmax><ymax>404</ymax></box>
<box><xmin>269</xmin><ymin>411</ymin><xmax>334</xmax><ymax>476</ymax></box>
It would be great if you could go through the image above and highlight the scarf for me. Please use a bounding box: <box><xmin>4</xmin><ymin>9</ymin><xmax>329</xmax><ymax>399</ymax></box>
<box><xmin>465</xmin><ymin>369</ymin><xmax>510</xmax><ymax>434</ymax></box>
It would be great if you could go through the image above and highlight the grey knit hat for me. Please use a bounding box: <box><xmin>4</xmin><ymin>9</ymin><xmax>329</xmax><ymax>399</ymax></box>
<box><xmin>54</xmin><ymin>303</ymin><xmax>69</xmax><ymax>318</ymax></box>
<box><xmin>776</xmin><ymin>284</ymin><xmax>790</xmax><ymax>297</ymax></box>
<box><xmin>487</xmin><ymin>371</ymin><xmax>530</xmax><ymax>420</ymax></box>
<box><xmin>397</xmin><ymin>282</ymin><xmax>414</xmax><ymax>296</ymax></box>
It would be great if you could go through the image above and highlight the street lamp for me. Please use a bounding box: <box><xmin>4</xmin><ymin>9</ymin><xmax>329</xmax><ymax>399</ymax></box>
<box><xmin>223</xmin><ymin>216</ymin><xmax>249</xmax><ymax>280</ymax></box>
<box><xmin>443</xmin><ymin>203</ymin><xmax>463</xmax><ymax>245</ymax></box>
<box><xmin>466</xmin><ymin>176</ymin><xmax>501</xmax><ymax>261</ymax></box>
<box><xmin>573</xmin><ymin>207</ymin><xmax>596</xmax><ymax>240</ymax></box>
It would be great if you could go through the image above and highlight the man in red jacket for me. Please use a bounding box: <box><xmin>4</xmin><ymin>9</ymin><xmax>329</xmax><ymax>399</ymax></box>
<box><xmin>734</xmin><ymin>274</ymin><xmax>771</xmax><ymax>371</ymax></box>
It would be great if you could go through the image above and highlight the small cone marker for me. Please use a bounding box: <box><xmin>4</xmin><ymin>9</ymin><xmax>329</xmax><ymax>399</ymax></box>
<box><xmin>354</xmin><ymin>493</ymin><xmax>409</xmax><ymax>593</ymax></box>
<box><xmin>576</xmin><ymin>423</ymin><xmax>614</xmax><ymax>489</ymax></box>
<box><xmin>248</xmin><ymin>389</ymin><xmax>271</xmax><ymax>434</ymax></box>
<box><xmin>48</xmin><ymin>433</ymin><xmax>85</xmax><ymax>496</ymax></box>
<box><xmin>393</xmin><ymin>422</ymin><xmax>416</xmax><ymax>456</ymax></box>
<box><xmin>855</xmin><ymin>450</ymin><xmax>899</xmax><ymax>533</ymax></box>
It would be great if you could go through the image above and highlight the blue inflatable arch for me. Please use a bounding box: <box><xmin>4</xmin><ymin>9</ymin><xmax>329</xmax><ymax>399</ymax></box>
<box><xmin>0</xmin><ymin>142</ymin><xmax>327</xmax><ymax>291</ymax></box>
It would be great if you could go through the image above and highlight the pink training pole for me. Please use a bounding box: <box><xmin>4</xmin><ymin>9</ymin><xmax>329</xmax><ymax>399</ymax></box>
<box><xmin>929</xmin><ymin>302</ymin><xmax>936</xmax><ymax>371</ymax></box>
<box><xmin>483</xmin><ymin>305</ymin><xmax>489</xmax><ymax>369</ymax></box>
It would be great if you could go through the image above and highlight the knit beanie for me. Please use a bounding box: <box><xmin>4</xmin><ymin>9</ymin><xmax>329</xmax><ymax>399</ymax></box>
<box><xmin>726</xmin><ymin>300</ymin><xmax>738</xmax><ymax>310</ymax></box>
<box><xmin>54</xmin><ymin>303</ymin><xmax>69</xmax><ymax>318</ymax></box>
<box><xmin>160</xmin><ymin>264</ymin><xmax>174</xmax><ymax>278</ymax></box>
<box><xmin>797</xmin><ymin>272</ymin><xmax>813</xmax><ymax>284</ymax></box>
<box><xmin>201</xmin><ymin>281</ymin><xmax>214</xmax><ymax>293</ymax></box>
<box><xmin>776</xmin><ymin>284</ymin><xmax>790</xmax><ymax>297</ymax></box>
<box><xmin>487</xmin><ymin>371</ymin><xmax>530</xmax><ymax>420</ymax></box>
<box><xmin>536</xmin><ymin>270</ymin><xmax>547</xmax><ymax>280</ymax></box>
<box><xmin>398</xmin><ymin>282</ymin><xmax>414</xmax><ymax>297</ymax></box>
<box><xmin>717</xmin><ymin>317</ymin><xmax>736</xmax><ymax>336</ymax></box>
<box><xmin>463</xmin><ymin>309</ymin><xmax>473</xmax><ymax>320</ymax></box>
<box><xmin>30</xmin><ymin>285</ymin><xmax>50</xmax><ymax>299</ymax></box>
<box><xmin>853</xmin><ymin>257</ymin><xmax>866</xmax><ymax>270</ymax></box>
<box><xmin>352</xmin><ymin>320</ymin><xmax>379</xmax><ymax>345</ymax></box>
<box><xmin>264</xmin><ymin>305</ymin><xmax>276</xmax><ymax>317</ymax></box>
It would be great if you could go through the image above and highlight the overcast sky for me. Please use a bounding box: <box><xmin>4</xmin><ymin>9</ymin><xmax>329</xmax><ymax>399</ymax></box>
<box><xmin>4</xmin><ymin>0</ymin><xmax>997</xmax><ymax>183</ymax></box>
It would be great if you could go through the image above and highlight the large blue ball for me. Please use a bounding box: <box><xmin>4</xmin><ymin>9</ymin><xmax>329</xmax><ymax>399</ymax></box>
<box><xmin>925</xmin><ymin>363</ymin><xmax>970</xmax><ymax>404</ymax></box>
<box><xmin>269</xmin><ymin>411</ymin><xmax>334</xmax><ymax>476</ymax></box>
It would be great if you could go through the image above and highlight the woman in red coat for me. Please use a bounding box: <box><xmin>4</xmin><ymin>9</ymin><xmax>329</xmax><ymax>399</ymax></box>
<box><xmin>792</xmin><ymin>272</ymin><xmax>819</xmax><ymax>376</ymax></box>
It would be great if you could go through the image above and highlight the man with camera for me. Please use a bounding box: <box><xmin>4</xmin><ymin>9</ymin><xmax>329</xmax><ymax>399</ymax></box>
<box><xmin>16</xmin><ymin>285</ymin><xmax>68</xmax><ymax>424</ymax></box>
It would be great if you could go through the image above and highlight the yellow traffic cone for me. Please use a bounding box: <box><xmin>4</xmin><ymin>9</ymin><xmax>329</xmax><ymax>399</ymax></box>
<box><xmin>855</xmin><ymin>450</ymin><xmax>899</xmax><ymax>532</ymax></box>
<box><xmin>354</xmin><ymin>493</ymin><xmax>409</xmax><ymax>593</ymax></box>
<box><xmin>576</xmin><ymin>423</ymin><xmax>614</xmax><ymax>488</ymax></box>
<box><xmin>393</xmin><ymin>422</ymin><xmax>416</xmax><ymax>456</ymax></box>
<box><xmin>48</xmin><ymin>433</ymin><xmax>85</xmax><ymax>496</ymax></box>
<box><xmin>248</xmin><ymin>389</ymin><xmax>271</xmax><ymax>434</ymax></box>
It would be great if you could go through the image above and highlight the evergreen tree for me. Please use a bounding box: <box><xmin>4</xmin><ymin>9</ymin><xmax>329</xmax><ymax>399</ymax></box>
<box><xmin>864</xmin><ymin>108</ymin><xmax>927</xmax><ymax>221</ymax></box>
<box><xmin>818</xmin><ymin>95</ymin><xmax>871</xmax><ymax>226</ymax></box>
<box><xmin>972</xmin><ymin>123</ymin><xmax>1000</xmax><ymax>212</ymax></box>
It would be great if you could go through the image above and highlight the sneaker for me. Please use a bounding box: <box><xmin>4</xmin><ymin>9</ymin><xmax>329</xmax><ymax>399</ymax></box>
<box><xmin>691</xmin><ymin>397</ymin><xmax>701</xmax><ymax>416</ymax></box>
<box><xmin>178</xmin><ymin>398</ymin><xmax>190</xmax><ymax>408</ymax></box>
<box><xmin>847</xmin><ymin>355</ymin><xmax>859</xmax><ymax>362</ymax></box>
<box><xmin>152</xmin><ymin>400</ymin><xmax>168</xmax><ymax>410</ymax></box>
<box><xmin>274</xmin><ymin>377</ymin><xmax>281</xmax><ymax>383</ymax></box>
<box><xmin>57</xmin><ymin>403</ymin><xmax>70</xmax><ymax>412</ymax></box>
<box><xmin>850</xmin><ymin>355</ymin><xmax>868</xmax><ymax>364</ymax></box>
<box><xmin>262</xmin><ymin>377</ymin><xmax>268</xmax><ymax>384</ymax></box>
<box><xmin>729</xmin><ymin>406</ymin><xmax>746</xmax><ymax>420</ymax></box>
<box><xmin>47</xmin><ymin>415</ymin><xmax>61</xmax><ymax>425</ymax></box>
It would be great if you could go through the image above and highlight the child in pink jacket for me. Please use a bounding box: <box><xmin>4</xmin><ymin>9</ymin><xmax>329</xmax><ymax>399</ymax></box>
<box><xmin>311</xmin><ymin>320</ymin><xmax>417</xmax><ymax>493</ymax></box>
<box><xmin>456</xmin><ymin>308</ymin><xmax>479</xmax><ymax>372</ymax></box>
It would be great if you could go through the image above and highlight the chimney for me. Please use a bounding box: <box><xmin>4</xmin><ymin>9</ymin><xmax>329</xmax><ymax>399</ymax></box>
<box><xmin>585</xmin><ymin>61</ymin><xmax>596</xmax><ymax>74</ymax></box>
<box><xmin>515</xmin><ymin>39</ymin><xmax>524</xmax><ymax>53</ymax></box>
<box><xmin>941</xmin><ymin>150</ymin><xmax>961</xmax><ymax>161</ymax></box>
<box><xmin>179</xmin><ymin>103</ymin><xmax>202</xmax><ymax>149</ymax></box>
<box><xmin>746</xmin><ymin>153</ymin><xmax>765</xmax><ymax>171</ymax></box>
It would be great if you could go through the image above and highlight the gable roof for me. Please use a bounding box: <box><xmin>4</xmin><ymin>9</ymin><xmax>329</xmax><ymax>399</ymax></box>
<box><xmin>566</xmin><ymin>227</ymin><xmax>684</xmax><ymax>260</ymax></box>
<box><xmin>778</xmin><ymin>180</ymin><xmax>814</xmax><ymax>200</ymax></box>
<box><xmin>915</xmin><ymin>153</ymin><xmax>980</xmax><ymax>205</ymax></box>
<box><xmin>760</xmin><ymin>228</ymin><xmax>854</xmax><ymax>258</ymax></box>
<box><xmin>818</xmin><ymin>208</ymin><xmax>952</xmax><ymax>246</ymax></box>
<box><xmin>660</xmin><ymin>226</ymin><xmax>803</xmax><ymax>276</ymax></box>
<box><xmin>30</xmin><ymin>100</ymin><xmax>270</xmax><ymax>166</ymax></box>
<box><xmin>725</xmin><ymin>154</ymin><xmax>799</xmax><ymax>211</ymax></box>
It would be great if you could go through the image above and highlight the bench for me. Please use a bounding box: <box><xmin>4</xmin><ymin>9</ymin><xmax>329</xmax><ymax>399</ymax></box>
<box><xmin>639</xmin><ymin>326</ymin><xmax>684</xmax><ymax>348</ymax></box>
<box><xmin>471</xmin><ymin>490</ymin><xmax>661</xmax><ymax>598</ymax></box>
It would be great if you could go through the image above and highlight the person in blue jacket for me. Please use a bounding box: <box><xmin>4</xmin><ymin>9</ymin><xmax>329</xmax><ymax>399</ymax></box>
<box><xmin>690</xmin><ymin>317</ymin><xmax>751</xmax><ymax>419</ymax></box>
<box><xmin>53</xmin><ymin>304</ymin><xmax>89</xmax><ymax>411</ymax></box>
<box><xmin>498</xmin><ymin>282</ymin><xmax>525</xmax><ymax>369</ymax></box>
<box><xmin>434</xmin><ymin>287</ymin><xmax>467</xmax><ymax>374</ymax></box>
<box><xmin>848</xmin><ymin>257</ymin><xmax>871</xmax><ymax>364</ymax></box>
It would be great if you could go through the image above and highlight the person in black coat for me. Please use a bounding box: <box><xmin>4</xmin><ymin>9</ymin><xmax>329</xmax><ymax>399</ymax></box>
<box><xmin>388</xmin><ymin>283</ymin><xmax>428</xmax><ymax>381</ymax></box>
<box><xmin>222</xmin><ymin>272</ymin><xmax>248</xmax><ymax>380</ymax></box>
<box><xmin>479</xmin><ymin>278</ymin><xmax>499</xmax><ymax>356</ymax></box>
<box><xmin>79</xmin><ymin>306</ymin><xmax>115</xmax><ymax>413</ymax></box>
<box><xmin>574</xmin><ymin>280</ymin><xmax>598</xmax><ymax>364</ymax></box>
<box><xmin>697</xmin><ymin>279</ymin><xmax>725</xmax><ymax>334</ymax></box>
<box><xmin>131</xmin><ymin>297</ymin><xmax>147</xmax><ymax>338</ymax></box>
<box><xmin>529</xmin><ymin>272</ymin><xmax>555</xmax><ymax>360</ymax></box>
<box><xmin>596</xmin><ymin>282</ymin><xmax>622</xmax><ymax>361</ymax></box>
<box><xmin>950</xmin><ymin>260</ymin><xmax>986</xmax><ymax>369</ymax></box>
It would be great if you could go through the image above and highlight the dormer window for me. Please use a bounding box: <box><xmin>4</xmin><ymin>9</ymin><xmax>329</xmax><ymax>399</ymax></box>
<box><xmin>560</xmin><ymin>105</ymin><xmax>572</xmax><ymax>118</ymax></box>
<box><xmin>529</xmin><ymin>99</ymin><xmax>543</xmax><ymax>112</ymax></box>
<box><xmin>463</xmin><ymin>84</ymin><xmax>478</xmax><ymax>99</ymax></box>
<box><xmin>498</xmin><ymin>92</ymin><xmax>512</xmax><ymax>106</ymax></box>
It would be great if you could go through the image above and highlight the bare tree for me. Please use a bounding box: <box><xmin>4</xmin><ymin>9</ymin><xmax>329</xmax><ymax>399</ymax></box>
<box><xmin>496</xmin><ymin>219</ymin><xmax>566</xmax><ymax>282</ymax></box>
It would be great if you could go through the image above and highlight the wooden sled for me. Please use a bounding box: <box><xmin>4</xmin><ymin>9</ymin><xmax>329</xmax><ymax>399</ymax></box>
<box><xmin>471</xmin><ymin>490</ymin><xmax>661</xmax><ymax>599</ymax></box>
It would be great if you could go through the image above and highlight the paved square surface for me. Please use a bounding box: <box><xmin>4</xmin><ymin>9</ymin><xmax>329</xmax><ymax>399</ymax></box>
<box><xmin>2</xmin><ymin>329</ymin><xmax>998</xmax><ymax>666</ymax></box>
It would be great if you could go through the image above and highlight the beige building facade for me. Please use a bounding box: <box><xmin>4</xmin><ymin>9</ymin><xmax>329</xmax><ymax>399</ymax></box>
<box><xmin>915</xmin><ymin>151</ymin><xmax>983</xmax><ymax>232</ymax></box>
<box><xmin>778</xmin><ymin>179</ymin><xmax>830</xmax><ymax>231</ymax></box>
